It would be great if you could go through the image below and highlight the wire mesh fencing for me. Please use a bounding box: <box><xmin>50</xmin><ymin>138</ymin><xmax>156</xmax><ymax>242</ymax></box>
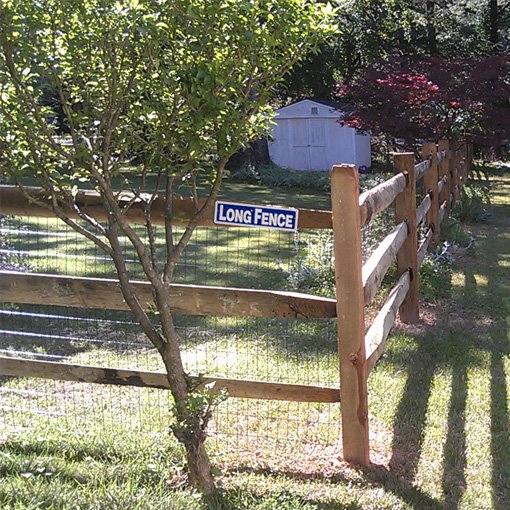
<box><xmin>0</xmin><ymin>214</ymin><xmax>340</xmax><ymax>466</ymax></box>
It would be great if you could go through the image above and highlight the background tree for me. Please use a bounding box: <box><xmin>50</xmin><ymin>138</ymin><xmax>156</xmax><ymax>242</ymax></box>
<box><xmin>338</xmin><ymin>55</ymin><xmax>510</xmax><ymax>150</ymax></box>
<box><xmin>279</xmin><ymin>0</ymin><xmax>509</xmax><ymax>102</ymax></box>
<box><xmin>0</xmin><ymin>0</ymin><xmax>331</xmax><ymax>491</ymax></box>
<box><xmin>279</xmin><ymin>0</ymin><xmax>423</xmax><ymax>100</ymax></box>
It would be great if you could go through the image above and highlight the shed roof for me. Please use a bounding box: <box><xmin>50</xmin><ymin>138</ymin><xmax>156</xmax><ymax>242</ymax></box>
<box><xmin>274</xmin><ymin>99</ymin><xmax>350</xmax><ymax>119</ymax></box>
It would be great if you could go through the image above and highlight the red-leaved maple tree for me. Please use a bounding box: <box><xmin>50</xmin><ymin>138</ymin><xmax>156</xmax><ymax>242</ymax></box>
<box><xmin>338</xmin><ymin>55</ymin><xmax>510</xmax><ymax>149</ymax></box>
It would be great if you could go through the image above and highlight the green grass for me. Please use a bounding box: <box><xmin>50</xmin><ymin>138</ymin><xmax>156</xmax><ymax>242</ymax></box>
<box><xmin>1</xmin><ymin>165</ymin><xmax>510</xmax><ymax>509</ymax></box>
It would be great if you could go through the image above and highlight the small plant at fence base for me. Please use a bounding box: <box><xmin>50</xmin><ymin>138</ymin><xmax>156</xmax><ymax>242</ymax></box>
<box><xmin>286</xmin><ymin>200</ymin><xmax>395</xmax><ymax>299</ymax></box>
<box><xmin>453</xmin><ymin>181</ymin><xmax>493</xmax><ymax>223</ymax></box>
<box><xmin>287</xmin><ymin>215</ymin><xmax>475</xmax><ymax>305</ymax></box>
<box><xmin>171</xmin><ymin>380</ymin><xmax>228</xmax><ymax>483</ymax></box>
<box><xmin>419</xmin><ymin>242</ymin><xmax>455</xmax><ymax>301</ymax></box>
<box><xmin>0</xmin><ymin>0</ymin><xmax>331</xmax><ymax>491</ymax></box>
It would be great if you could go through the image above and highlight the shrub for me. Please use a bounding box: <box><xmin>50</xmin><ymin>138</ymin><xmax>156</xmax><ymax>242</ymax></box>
<box><xmin>286</xmin><ymin>231</ymin><xmax>336</xmax><ymax>298</ymax></box>
<box><xmin>440</xmin><ymin>218</ymin><xmax>476</xmax><ymax>250</ymax></box>
<box><xmin>453</xmin><ymin>181</ymin><xmax>492</xmax><ymax>223</ymax></box>
<box><xmin>229</xmin><ymin>164</ymin><xmax>391</xmax><ymax>194</ymax></box>
<box><xmin>229</xmin><ymin>164</ymin><xmax>331</xmax><ymax>190</ymax></box>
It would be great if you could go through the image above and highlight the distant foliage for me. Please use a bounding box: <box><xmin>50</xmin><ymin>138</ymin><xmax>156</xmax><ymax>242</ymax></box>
<box><xmin>229</xmin><ymin>164</ymin><xmax>331</xmax><ymax>191</ymax></box>
<box><xmin>287</xmin><ymin>230</ymin><xmax>336</xmax><ymax>298</ymax></box>
<box><xmin>339</xmin><ymin>55</ymin><xmax>510</xmax><ymax>146</ymax></box>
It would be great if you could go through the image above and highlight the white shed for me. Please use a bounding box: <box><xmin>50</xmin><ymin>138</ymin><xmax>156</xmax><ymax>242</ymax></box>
<box><xmin>268</xmin><ymin>99</ymin><xmax>371</xmax><ymax>172</ymax></box>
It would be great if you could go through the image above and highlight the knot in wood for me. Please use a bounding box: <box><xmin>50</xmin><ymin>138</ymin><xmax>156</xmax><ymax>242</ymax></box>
<box><xmin>349</xmin><ymin>352</ymin><xmax>359</xmax><ymax>365</ymax></box>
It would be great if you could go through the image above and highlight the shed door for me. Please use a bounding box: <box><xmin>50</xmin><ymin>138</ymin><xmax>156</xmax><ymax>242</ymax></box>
<box><xmin>290</xmin><ymin>119</ymin><xmax>328</xmax><ymax>171</ymax></box>
<box><xmin>308</xmin><ymin>119</ymin><xmax>328</xmax><ymax>171</ymax></box>
<box><xmin>291</xmin><ymin>120</ymin><xmax>310</xmax><ymax>171</ymax></box>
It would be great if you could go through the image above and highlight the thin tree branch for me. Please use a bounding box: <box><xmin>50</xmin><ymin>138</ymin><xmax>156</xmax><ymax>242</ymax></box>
<box><xmin>145</xmin><ymin>202</ymin><xmax>160</xmax><ymax>274</ymax></box>
<box><xmin>166</xmin><ymin>157</ymin><xmax>228</xmax><ymax>281</ymax></box>
<box><xmin>106</xmin><ymin>220</ymin><xmax>165</xmax><ymax>354</ymax></box>
<box><xmin>14</xmin><ymin>178</ymin><xmax>113</xmax><ymax>255</ymax></box>
<box><xmin>163</xmin><ymin>172</ymin><xmax>175</xmax><ymax>282</ymax></box>
<box><xmin>86</xmin><ymin>163</ymin><xmax>162</xmax><ymax>289</ymax></box>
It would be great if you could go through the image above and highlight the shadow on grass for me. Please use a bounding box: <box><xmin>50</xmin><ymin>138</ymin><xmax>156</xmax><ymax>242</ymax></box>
<box><xmin>377</xmin><ymin>192</ymin><xmax>510</xmax><ymax>509</ymax></box>
<box><xmin>489</xmin><ymin>328</ymin><xmax>510</xmax><ymax>510</ymax></box>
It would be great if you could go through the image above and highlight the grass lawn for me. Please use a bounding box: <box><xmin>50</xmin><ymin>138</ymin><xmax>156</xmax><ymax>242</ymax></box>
<box><xmin>1</xmin><ymin>166</ymin><xmax>509</xmax><ymax>509</ymax></box>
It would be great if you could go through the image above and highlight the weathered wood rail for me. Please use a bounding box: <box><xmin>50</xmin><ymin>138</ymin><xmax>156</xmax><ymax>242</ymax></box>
<box><xmin>0</xmin><ymin>139</ymin><xmax>471</xmax><ymax>466</ymax></box>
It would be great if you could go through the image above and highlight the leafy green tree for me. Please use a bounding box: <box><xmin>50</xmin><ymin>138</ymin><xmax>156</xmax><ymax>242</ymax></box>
<box><xmin>0</xmin><ymin>0</ymin><xmax>331</xmax><ymax>491</ymax></box>
<box><xmin>280</xmin><ymin>0</ymin><xmax>422</xmax><ymax>99</ymax></box>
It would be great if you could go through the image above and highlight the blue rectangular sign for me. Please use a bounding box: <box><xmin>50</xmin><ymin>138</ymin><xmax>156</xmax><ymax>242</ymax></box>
<box><xmin>214</xmin><ymin>201</ymin><xmax>299</xmax><ymax>231</ymax></box>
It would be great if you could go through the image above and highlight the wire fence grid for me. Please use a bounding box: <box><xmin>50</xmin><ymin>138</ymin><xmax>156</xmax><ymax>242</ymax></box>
<box><xmin>0</xmin><ymin>214</ymin><xmax>341</xmax><ymax>463</ymax></box>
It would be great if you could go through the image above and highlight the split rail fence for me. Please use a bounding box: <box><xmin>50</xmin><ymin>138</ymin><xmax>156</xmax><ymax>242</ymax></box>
<box><xmin>0</xmin><ymin>139</ymin><xmax>471</xmax><ymax>465</ymax></box>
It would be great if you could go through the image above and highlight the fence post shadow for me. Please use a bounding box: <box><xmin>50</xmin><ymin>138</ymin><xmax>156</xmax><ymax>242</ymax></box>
<box><xmin>490</xmin><ymin>326</ymin><xmax>510</xmax><ymax>510</ymax></box>
<box><xmin>388</xmin><ymin>341</ymin><xmax>437</xmax><ymax>478</ymax></box>
<box><xmin>486</xmin><ymin>258</ymin><xmax>510</xmax><ymax>510</ymax></box>
<box><xmin>441</xmin><ymin>360</ymin><xmax>467</xmax><ymax>508</ymax></box>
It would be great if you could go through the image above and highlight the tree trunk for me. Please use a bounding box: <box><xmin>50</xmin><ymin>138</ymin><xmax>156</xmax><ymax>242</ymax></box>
<box><xmin>184</xmin><ymin>440</ymin><xmax>216</xmax><ymax>491</ymax></box>
<box><xmin>488</xmin><ymin>0</ymin><xmax>499</xmax><ymax>54</ymax></box>
<box><xmin>155</xmin><ymin>288</ymin><xmax>216</xmax><ymax>491</ymax></box>
<box><xmin>108</xmin><ymin>247</ymin><xmax>217</xmax><ymax>491</ymax></box>
<box><xmin>426</xmin><ymin>0</ymin><xmax>439</xmax><ymax>56</ymax></box>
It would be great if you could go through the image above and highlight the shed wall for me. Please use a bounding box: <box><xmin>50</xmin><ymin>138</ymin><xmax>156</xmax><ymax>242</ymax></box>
<box><xmin>268</xmin><ymin>102</ymin><xmax>370</xmax><ymax>172</ymax></box>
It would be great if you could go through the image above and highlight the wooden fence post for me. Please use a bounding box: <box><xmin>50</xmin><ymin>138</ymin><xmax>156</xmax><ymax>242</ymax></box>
<box><xmin>421</xmin><ymin>142</ymin><xmax>439</xmax><ymax>248</ymax></box>
<box><xmin>453</xmin><ymin>142</ymin><xmax>462</xmax><ymax>205</ymax></box>
<box><xmin>331</xmin><ymin>164</ymin><xmax>370</xmax><ymax>467</ymax></box>
<box><xmin>462</xmin><ymin>140</ymin><xmax>470</xmax><ymax>184</ymax></box>
<box><xmin>393</xmin><ymin>153</ymin><xmax>419</xmax><ymax>324</ymax></box>
<box><xmin>438</xmin><ymin>140</ymin><xmax>450</xmax><ymax>216</ymax></box>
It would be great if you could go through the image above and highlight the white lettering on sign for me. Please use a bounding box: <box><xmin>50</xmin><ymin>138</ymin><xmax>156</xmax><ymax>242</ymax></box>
<box><xmin>214</xmin><ymin>201</ymin><xmax>298</xmax><ymax>231</ymax></box>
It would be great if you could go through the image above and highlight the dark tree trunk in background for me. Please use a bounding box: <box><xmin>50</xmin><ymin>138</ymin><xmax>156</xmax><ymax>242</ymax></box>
<box><xmin>488</xmin><ymin>0</ymin><xmax>499</xmax><ymax>53</ymax></box>
<box><xmin>226</xmin><ymin>139</ymin><xmax>270</xmax><ymax>170</ymax></box>
<box><xmin>426</xmin><ymin>1</ymin><xmax>439</xmax><ymax>56</ymax></box>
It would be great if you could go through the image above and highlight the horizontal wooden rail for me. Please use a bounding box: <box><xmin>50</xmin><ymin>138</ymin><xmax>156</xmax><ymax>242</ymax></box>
<box><xmin>417</xmin><ymin>202</ymin><xmax>448</xmax><ymax>267</ymax></box>
<box><xmin>0</xmin><ymin>271</ymin><xmax>337</xmax><ymax>319</ymax></box>
<box><xmin>359</xmin><ymin>172</ymin><xmax>407</xmax><ymax>227</ymax></box>
<box><xmin>437</xmin><ymin>175</ymin><xmax>447</xmax><ymax>195</ymax></box>
<box><xmin>0</xmin><ymin>185</ymin><xmax>333</xmax><ymax>230</ymax></box>
<box><xmin>365</xmin><ymin>271</ymin><xmax>411</xmax><ymax>373</ymax></box>
<box><xmin>418</xmin><ymin>229</ymin><xmax>434</xmax><ymax>267</ymax></box>
<box><xmin>415</xmin><ymin>159</ymin><xmax>431</xmax><ymax>181</ymax></box>
<box><xmin>0</xmin><ymin>356</ymin><xmax>341</xmax><ymax>403</ymax></box>
<box><xmin>416</xmin><ymin>193</ymin><xmax>432</xmax><ymax>226</ymax></box>
<box><xmin>362</xmin><ymin>221</ymin><xmax>408</xmax><ymax>305</ymax></box>
<box><xmin>439</xmin><ymin>202</ymin><xmax>447</xmax><ymax>223</ymax></box>
<box><xmin>3</xmin><ymin>174</ymin><xmax>434</xmax><ymax>235</ymax></box>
